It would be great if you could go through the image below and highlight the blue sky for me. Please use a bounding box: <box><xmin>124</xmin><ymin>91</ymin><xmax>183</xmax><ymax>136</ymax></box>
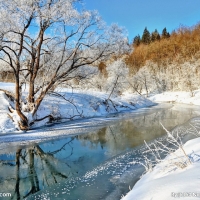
<box><xmin>83</xmin><ymin>0</ymin><xmax>200</xmax><ymax>42</ymax></box>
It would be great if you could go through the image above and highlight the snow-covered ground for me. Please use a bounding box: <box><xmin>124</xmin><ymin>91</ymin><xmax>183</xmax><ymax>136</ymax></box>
<box><xmin>123</xmin><ymin>137</ymin><xmax>200</xmax><ymax>200</ymax></box>
<box><xmin>0</xmin><ymin>91</ymin><xmax>16</xmax><ymax>132</ymax></box>
<box><xmin>149</xmin><ymin>90</ymin><xmax>200</xmax><ymax>105</ymax></box>
<box><xmin>0</xmin><ymin>82</ymin><xmax>154</xmax><ymax>133</ymax></box>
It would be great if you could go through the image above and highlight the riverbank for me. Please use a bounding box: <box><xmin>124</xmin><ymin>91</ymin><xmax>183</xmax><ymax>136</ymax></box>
<box><xmin>149</xmin><ymin>90</ymin><xmax>200</xmax><ymax>105</ymax></box>
<box><xmin>0</xmin><ymin>82</ymin><xmax>154</xmax><ymax>133</ymax></box>
<box><xmin>122</xmin><ymin>135</ymin><xmax>200</xmax><ymax>200</ymax></box>
<box><xmin>1</xmin><ymin>81</ymin><xmax>200</xmax><ymax>133</ymax></box>
<box><xmin>122</xmin><ymin>90</ymin><xmax>200</xmax><ymax>200</ymax></box>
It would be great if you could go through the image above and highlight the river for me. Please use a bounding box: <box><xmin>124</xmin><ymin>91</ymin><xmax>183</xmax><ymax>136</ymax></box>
<box><xmin>0</xmin><ymin>103</ymin><xmax>200</xmax><ymax>200</ymax></box>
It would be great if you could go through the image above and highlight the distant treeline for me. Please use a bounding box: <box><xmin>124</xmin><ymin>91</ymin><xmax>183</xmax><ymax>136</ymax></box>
<box><xmin>133</xmin><ymin>27</ymin><xmax>170</xmax><ymax>46</ymax></box>
<box><xmin>126</xmin><ymin>24</ymin><xmax>200</xmax><ymax>73</ymax></box>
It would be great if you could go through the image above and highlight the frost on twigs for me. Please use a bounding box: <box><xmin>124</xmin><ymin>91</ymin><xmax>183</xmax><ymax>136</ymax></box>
<box><xmin>142</xmin><ymin>123</ymin><xmax>192</xmax><ymax>173</ymax></box>
<box><xmin>0</xmin><ymin>0</ymin><xmax>129</xmax><ymax>130</ymax></box>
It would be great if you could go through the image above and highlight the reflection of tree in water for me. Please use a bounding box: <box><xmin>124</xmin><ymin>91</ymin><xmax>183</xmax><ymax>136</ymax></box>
<box><xmin>77</xmin><ymin>112</ymin><xmax>167</xmax><ymax>150</ymax></box>
<box><xmin>0</xmin><ymin>139</ymin><xmax>76</xmax><ymax>200</ymax></box>
<box><xmin>76</xmin><ymin>108</ymin><xmax>196</xmax><ymax>154</ymax></box>
<box><xmin>78</xmin><ymin>127</ymin><xmax>108</xmax><ymax>149</ymax></box>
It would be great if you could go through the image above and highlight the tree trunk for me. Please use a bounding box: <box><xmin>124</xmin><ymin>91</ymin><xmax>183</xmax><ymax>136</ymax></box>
<box><xmin>28</xmin><ymin>80</ymin><xmax>35</xmax><ymax>104</ymax></box>
<box><xmin>32</xmin><ymin>80</ymin><xmax>55</xmax><ymax>116</ymax></box>
<box><xmin>108</xmin><ymin>75</ymin><xmax>119</xmax><ymax>100</ymax></box>
<box><xmin>15</xmin><ymin>75</ymin><xmax>29</xmax><ymax>129</ymax></box>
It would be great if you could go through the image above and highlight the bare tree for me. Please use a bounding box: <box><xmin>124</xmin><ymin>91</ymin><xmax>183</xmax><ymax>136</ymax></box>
<box><xmin>0</xmin><ymin>0</ymin><xmax>128</xmax><ymax>130</ymax></box>
<box><xmin>132</xmin><ymin>66</ymin><xmax>151</xmax><ymax>97</ymax></box>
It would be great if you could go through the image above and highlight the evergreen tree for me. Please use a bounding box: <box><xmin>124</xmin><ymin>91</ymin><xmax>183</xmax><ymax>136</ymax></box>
<box><xmin>151</xmin><ymin>29</ymin><xmax>160</xmax><ymax>42</ymax></box>
<box><xmin>133</xmin><ymin>34</ymin><xmax>141</xmax><ymax>46</ymax></box>
<box><xmin>141</xmin><ymin>27</ymin><xmax>151</xmax><ymax>44</ymax></box>
<box><xmin>156</xmin><ymin>33</ymin><xmax>161</xmax><ymax>40</ymax></box>
<box><xmin>151</xmin><ymin>32</ymin><xmax>156</xmax><ymax>42</ymax></box>
<box><xmin>167</xmin><ymin>32</ymin><xmax>170</xmax><ymax>38</ymax></box>
<box><xmin>162</xmin><ymin>27</ymin><xmax>170</xmax><ymax>39</ymax></box>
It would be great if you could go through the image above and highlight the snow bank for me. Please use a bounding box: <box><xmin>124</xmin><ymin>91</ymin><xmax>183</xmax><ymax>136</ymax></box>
<box><xmin>0</xmin><ymin>91</ymin><xmax>16</xmax><ymax>133</ymax></box>
<box><xmin>123</xmin><ymin>137</ymin><xmax>200</xmax><ymax>200</ymax></box>
<box><xmin>30</xmin><ymin>91</ymin><xmax>154</xmax><ymax>129</ymax></box>
<box><xmin>149</xmin><ymin>90</ymin><xmax>200</xmax><ymax>105</ymax></box>
<box><xmin>0</xmin><ymin>83</ymin><xmax>155</xmax><ymax>133</ymax></box>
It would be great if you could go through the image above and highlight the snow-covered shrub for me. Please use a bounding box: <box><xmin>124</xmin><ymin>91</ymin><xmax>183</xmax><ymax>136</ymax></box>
<box><xmin>89</xmin><ymin>71</ymin><xmax>107</xmax><ymax>91</ymax></box>
<box><xmin>130</xmin><ymin>58</ymin><xmax>200</xmax><ymax>96</ymax></box>
<box><xmin>105</xmin><ymin>59</ymin><xmax>129</xmax><ymax>97</ymax></box>
<box><xmin>142</xmin><ymin>123</ymin><xmax>191</xmax><ymax>172</ymax></box>
<box><xmin>131</xmin><ymin>66</ymin><xmax>153</xmax><ymax>96</ymax></box>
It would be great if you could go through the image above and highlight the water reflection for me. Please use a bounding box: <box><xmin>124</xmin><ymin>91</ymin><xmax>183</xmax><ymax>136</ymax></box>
<box><xmin>77</xmin><ymin>104</ymin><xmax>200</xmax><ymax>157</ymax></box>
<box><xmin>0</xmin><ymin>104</ymin><xmax>199</xmax><ymax>199</ymax></box>
<box><xmin>0</xmin><ymin>143</ymin><xmax>77</xmax><ymax>200</ymax></box>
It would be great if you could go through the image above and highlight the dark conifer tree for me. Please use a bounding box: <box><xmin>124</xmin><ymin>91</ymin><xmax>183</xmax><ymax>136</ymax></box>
<box><xmin>156</xmin><ymin>33</ymin><xmax>161</xmax><ymax>40</ymax></box>
<box><xmin>141</xmin><ymin>27</ymin><xmax>151</xmax><ymax>44</ymax></box>
<box><xmin>167</xmin><ymin>32</ymin><xmax>170</xmax><ymax>38</ymax></box>
<box><xmin>151</xmin><ymin>32</ymin><xmax>156</xmax><ymax>42</ymax></box>
<box><xmin>133</xmin><ymin>34</ymin><xmax>141</xmax><ymax>46</ymax></box>
<box><xmin>162</xmin><ymin>27</ymin><xmax>170</xmax><ymax>39</ymax></box>
<box><xmin>151</xmin><ymin>29</ymin><xmax>160</xmax><ymax>42</ymax></box>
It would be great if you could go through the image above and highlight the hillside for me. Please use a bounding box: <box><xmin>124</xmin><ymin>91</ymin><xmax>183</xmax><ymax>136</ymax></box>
<box><xmin>127</xmin><ymin>24</ymin><xmax>200</xmax><ymax>72</ymax></box>
<box><xmin>120</xmin><ymin>24</ymin><xmax>200</xmax><ymax>96</ymax></box>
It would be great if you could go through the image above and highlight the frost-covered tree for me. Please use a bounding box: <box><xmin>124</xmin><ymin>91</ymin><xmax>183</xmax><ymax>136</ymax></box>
<box><xmin>132</xmin><ymin>66</ymin><xmax>153</xmax><ymax>97</ymax></box>
<box><xmin>0</xmin><ymin>0</ymin><xmax>128</xmax><ymax>130</ymax></box>
<box><xmin>78</xmin><ymin>59</ymin><xmax>130</xmax><ymax>96</ymax></box>
<box><xmin>105</xmin><ymin>59</ymin><xmax>129</xmax><ymax>98</ymax></box>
